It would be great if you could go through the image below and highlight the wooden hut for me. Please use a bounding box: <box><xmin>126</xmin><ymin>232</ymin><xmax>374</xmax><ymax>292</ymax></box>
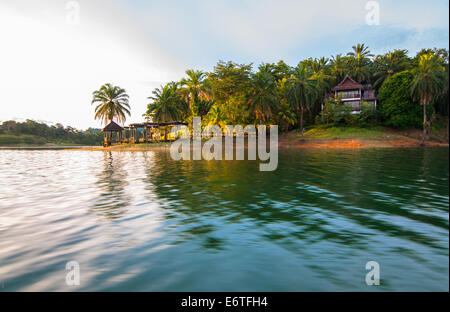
<box><xmin>329</xmin><ymin>75</ymin><xmax>377</xmax><ymax>113</ymax></box>
<box><xmin>102</xmin><ymin>121</ymin><xmax>124</xmax><ymax>146</ymax></box>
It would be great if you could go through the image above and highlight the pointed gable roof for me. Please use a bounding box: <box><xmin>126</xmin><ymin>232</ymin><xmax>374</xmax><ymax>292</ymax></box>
<box><xmin>103</xmin><ymin>121</ymin><xmax>123</xmax><ymax>132</ymax></box>
<box><xmin>332</xmin><ymin>75</ymin><xmax>363</xmax><ymax>91</ymax></box>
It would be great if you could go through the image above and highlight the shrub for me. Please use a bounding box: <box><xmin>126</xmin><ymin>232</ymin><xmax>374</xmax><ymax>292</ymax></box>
<box><xmin>377</xmin><ymin>71</ymin><xmax>427</xmax><ymax>129</ymax></box>
<box><xmin>358</xmin><ymin>101</ymin><xmax>379</xmax><ymax>126</ymax></box>
<box><xmin>315</xmin><ymin>98</ymin><xmax>377</xmax><ymax>127</ymax></box>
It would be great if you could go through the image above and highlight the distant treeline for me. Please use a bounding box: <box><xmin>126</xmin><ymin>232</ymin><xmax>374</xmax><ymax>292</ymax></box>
<box><xmin>0</xmin><ymin>119</ymin><xmax>103</xmax><ymax>146</ymax></box>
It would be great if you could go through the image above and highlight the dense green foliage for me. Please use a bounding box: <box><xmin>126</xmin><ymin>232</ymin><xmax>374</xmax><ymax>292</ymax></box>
<box><xmin>378</xmin><ymin>71</ymin><xmax>423</xmax><ymax>129</ymax></box>
<box><xmin>144</xmin><ymin>45</ymin><xmax>448</xmax><ymax>139</ymax></box>
<box><xmin>0</xmin><ymin>120</ymin><xmax>103</xmax><ymax>146</ymax></box>
<box><xmin>316</xmin><ymin>97</ymin><xmax>378</xmax><ymax>127</ymax></box>
<box><xmin>410</xmin><ymin>53</ymin><xmax>449</xmax><ymax>142</ymax></box>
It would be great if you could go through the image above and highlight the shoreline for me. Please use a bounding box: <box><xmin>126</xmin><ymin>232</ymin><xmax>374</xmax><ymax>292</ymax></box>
<box><xmin>69</xmin><ymin>137</ymin><xmax>448</xmax><ymax>151</ymax></box>
<box><xmin>2</xmin><ymin>128</ymin><xmax>448</xmax><ymax>151</ymax></box>
<box><xmin>0</xmin><ymin>145</ymin><xmax>94</xmax><ymax>150</ymax></box>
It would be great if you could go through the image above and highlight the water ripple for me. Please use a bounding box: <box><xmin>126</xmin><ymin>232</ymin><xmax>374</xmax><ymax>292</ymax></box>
<box><xmin>0</xmin><ymin>148</ymin><xmax>448</xmax><ymax>291</ymax></box>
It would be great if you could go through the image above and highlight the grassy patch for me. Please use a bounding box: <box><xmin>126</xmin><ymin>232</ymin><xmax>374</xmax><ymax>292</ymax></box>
<box><xmin>303</xmin><ymin>125</ymin><xmax>397</xmax><ymax>139</ymax></box>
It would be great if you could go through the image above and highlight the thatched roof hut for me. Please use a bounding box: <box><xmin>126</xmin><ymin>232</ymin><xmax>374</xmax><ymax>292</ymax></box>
<box><xmin>103</xmin><ymin>121</ymin><xmax>124</xmax><ymax>132</ymax></box>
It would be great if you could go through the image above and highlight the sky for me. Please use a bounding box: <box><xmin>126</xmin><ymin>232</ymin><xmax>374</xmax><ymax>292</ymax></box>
<box><xmin>0</xmin><ymin>0</ymin><xmax>448</xmax><ymax>129</ymax></box>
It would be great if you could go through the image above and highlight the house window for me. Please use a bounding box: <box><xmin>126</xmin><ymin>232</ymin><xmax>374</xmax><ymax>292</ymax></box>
<box><xmin>338</xmin><ymin>90</ymin><xmax>360</xmax><ymax>99</ymax></box>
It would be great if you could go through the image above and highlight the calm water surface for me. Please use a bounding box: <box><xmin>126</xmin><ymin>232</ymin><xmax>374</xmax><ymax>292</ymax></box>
<box><xmin>0</xmin><ymin>148</ymin><xmax>448</xmax><ymax>291</ymax></box>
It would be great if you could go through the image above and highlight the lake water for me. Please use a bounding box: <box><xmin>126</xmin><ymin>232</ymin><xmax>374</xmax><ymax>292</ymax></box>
<box><xmin>0</xmin><ymin>148</ymin><xmax>448</xmax><ymax>291</ymax></box>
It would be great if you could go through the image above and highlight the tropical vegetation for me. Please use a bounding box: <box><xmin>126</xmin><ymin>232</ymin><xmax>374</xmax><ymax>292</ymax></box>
<box><xmin>144</xmin><ymin>45</ymin><xmax>448</xmax><ymax>143</ymax></box>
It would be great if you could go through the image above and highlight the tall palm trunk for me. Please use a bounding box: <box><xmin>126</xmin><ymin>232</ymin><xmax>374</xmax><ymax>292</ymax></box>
<box><xmin>299</xmin><ymin>106</ymin><xmax>304</xmax><ymax>139</ymax></box>
<box><xmin>446</xmin><ymin>119</ymin><xmax>449</xmax><ymax>142</ymax></box>
<box><xmin>422</xmin><ymin>101</ymin><xmax>427</xmax><ymax>146</ymax></box>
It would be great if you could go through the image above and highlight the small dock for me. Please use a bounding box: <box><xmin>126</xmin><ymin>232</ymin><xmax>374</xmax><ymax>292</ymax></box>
<box><xmin>102</xmin><ymin>121</ymin><xmax>187</xmax><ymax>147</ymax></box>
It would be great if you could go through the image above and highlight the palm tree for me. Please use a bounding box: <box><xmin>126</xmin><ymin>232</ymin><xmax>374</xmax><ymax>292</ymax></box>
<box><xmin>257</xmin><ymin>61</ymin><xmax>291</xmax><ymax>82</ymax></box>
<box><xmin>275</xmin><ymin>78</ymin><xmax>296</xmax><ymax>132</ymax></box>
<box><xmin>287</xmin><ymin>65</ymin><xmax>317</xmax><ymax>139</ymax></box>
<box><xmin>276</xmin><ymin>100</ymin><xmax>296</xmax><ymax>132</ymax></box>
<box><xmin>410</xmin><ymin>53</ymin><xmax>448</xmax><ymax>144</ymax></box>
<box><xmin>204</xmin><ymin>104</ymin><xmax>226</xmax><ymax>131</ymax></box>
<box><xmin>308</xmin><ymin>57</ymin><xmax>332</xmax><ymax>116</ymax></box>
<box><xmin>373</xmin><ymin>49</ymin><xmax>411</xmax><ymax>89</ymax></box>
<box><xmin>91</xmin><ymin>83</ymin><xmax>130</xmax><ymax>125</ymax></box>
<box><xmin>180</xmin><ymin>69</ymin><xmax>213</xmax><ymax>118</ymax></box>
<box><xmin>330</xmin><ymin>54</ymin><xmax>349</xmax><ymax>84</ymax></box>
<box><xmin>347</xmin><ymin>43</ymin><xmax>373</xmax><ymax>83</ymax></box>
<box><xmin>247</xmin><ymin>70</ymin><xmax>278</xmax><ymax>124</ymax></box>
<box><xmin>146</xmin><ymin>82</ymin><xmax>187</xmax><ymax>122</ymax></box>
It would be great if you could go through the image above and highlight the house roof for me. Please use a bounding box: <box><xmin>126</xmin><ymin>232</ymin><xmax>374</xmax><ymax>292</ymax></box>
<box><xmin>332</xmin><ymin>75</ymin><xmax>363</xmax><ymax>91</ymax></box>
<box><xmin>103</xmin><ymin>121</ymin><xmax>124</xmax><ymax>132</ymax></box>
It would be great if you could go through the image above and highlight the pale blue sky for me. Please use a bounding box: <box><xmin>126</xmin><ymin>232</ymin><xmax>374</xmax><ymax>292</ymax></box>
<box><xmin>0</xmin><ymin>0</ymin><xmax>448</xmax><ymax>129</ymax></box>
<box><xmin>127</xmin><ymin>0</ymin><xmax>449</xmax><ymax>67</ymax></box>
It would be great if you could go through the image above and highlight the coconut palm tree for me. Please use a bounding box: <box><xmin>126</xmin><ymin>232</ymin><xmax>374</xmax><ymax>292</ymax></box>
<box><xmin>180</xmin><ymin>69</ymin><xmax>213</xmax><ymax>118</ymax></box>
<box><xmin>91</xmin><ymin>83</ymin><xmax>130</xmax><ymax>125</ymax></box>
<box><xmin>330</xmin><ymin>54</ymin><xmax>349</xmax><ymax>84</ymax></box>
<box><xmin>276</xmin><ymin>100</ymin><xmax>296</xmax><ymax>132</ymax></box>
<box><xmin>308</xmin><ymin>57</ymin><xmax>332</xmax><ymax>116</ymax></box>
<box><xmin>287</xmin><ymin>65</ymin><xmax>318</xmax><ymax>139</ymax></box>
<box><xmin>247</xmin><ymin>70</ymin><xmax>278</xmax><ymax>124</ymax></box>
<box><xmin>257</xmin><ymin>61</ymin><xmax>291</xmax><ymax>82</ymax></box>
<box><xmin>373</xmin><ymin>49</ymin><xmax>411</xmax><ymax>89</ymax></box>
<box><xmin>146</xmin><ymin>82</ymin><xmax>187</xmax><ymax>122</ymax></box>
<box><xmin>204</xmin><ymin>104</ymin><xmax>226</xmax><ymax>131</ymax></box>
<box><xmin>347</xmin><ymin>43</ymin><xmax>373</xmax><ymax>83</ymax></box>
<box><xmin>275</xmin><ymin>77</ymin><xmax>296</xmax><ymax>132</ymax></box>
<box><xmin>410</xmin><ymin>53</ymin><xmax>448</xmax><ymax>144</ymax></box>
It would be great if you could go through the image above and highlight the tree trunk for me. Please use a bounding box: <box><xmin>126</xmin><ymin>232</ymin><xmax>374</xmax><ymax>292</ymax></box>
<box><xmin>421</xmin><ymin>103</ymin><xmax>427</xmax><ymax>146</ymax></box>
<box><xmin>446</xmin><ymin>118</ymin><xmax>449</xmax><ymax>142</ymax></box>
<box><xmin>300</xmin><ymin>106</ymin><xmax>304</xmax><ymax>139</ymax></box>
